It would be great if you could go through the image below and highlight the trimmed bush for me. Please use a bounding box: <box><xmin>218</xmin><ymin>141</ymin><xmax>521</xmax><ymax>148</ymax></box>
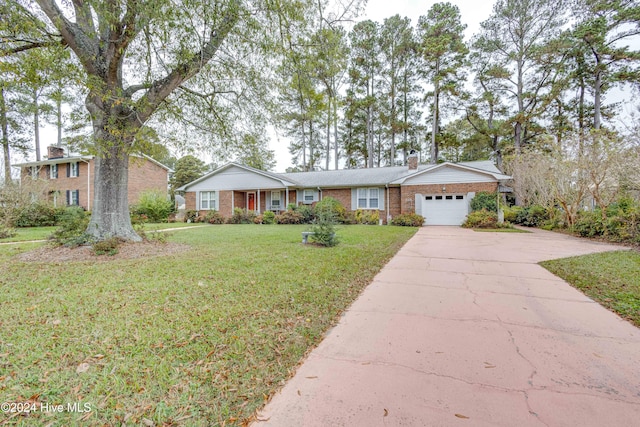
<box><xmin>14</xmin><ymin>203</ymin><xmax>65</xmax><ymax>227</ymax></box>
<box><xmin>355</xmin><ymin>209</ymin><xmax>379</xmax><ymax>225</ymax></box>
<box><xmin>205</xmin><ymin>210</ymin><xmax>225</xmax><ymax>224</ymax></box>
<box><xmin>470</xmin><ymin>191</ymin><xmax>498</xmax><ymax>213</ymax></box>
<box><xmin>275</xmin><ymin>210</ymin><xmax>304</xmax><ymax>224</ymax></box>
<box><xmin>309</xmin><ymin>207</ymin><xmax>339</xmax><ymax>247</ymax></box>
<box><xmin>262</xmin><ymin>210</ymin><xmax>276</xmax><ymax>224</ymax></box>
<box><xmin>131</xmin><ymin>190</ymin><xmax>173</xmax><ymax>223</ymax></box>
<box><xmin>390</xmin><ymin>213</ymin><xmax>424</xmax><ymax>227</ymax></box>
<box><xmin>502</xmin><ymin>205</ymin><xmax>522</xmax><ymax>223</ymax></box>
<box><xmin>462</xmin><ymin>209</ymin><xmax>498</xmax><ymax>229</ymax></box>
<box><xmin>515</xmin><ymin>205</ymin><xmax>549</xmax><ymax>227</ymax></box>
<box><xmin>184</xmin><ymin>210</ymin><xmax>198</xmax><ymax>223</ymax></box>
<box><xmin>296</xmin><ymin>205</ymin><xmax>315</xmax><ymax>223</ymax></box>
<box><xmin>228</xmin><ymin>207</ymin><xmax>257</xmax><ymax>224</ymax></box>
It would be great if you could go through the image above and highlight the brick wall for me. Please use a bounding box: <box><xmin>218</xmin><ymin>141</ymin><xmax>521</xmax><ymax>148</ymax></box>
<box><xmin>321</xmin><ymin>188</ymin><xmax>352</xmax><ymax>209</ymax></box>
<box><xmin>128</xmin><ymin>157</ymin><xmax>169</xmax><ymax>205</ymax></box>
<box><xmin>21</xmin><ymin>161</ymin><xmax>92</xmax><ymax>209</ymax></box>
<box><xmin>400</xmin><ymin>182</ymin><xmax>498</xmax><ymax>214</ymax></box>
<box><xmin>185</xmin><ymin>192</ymin><xmax>196</xmax><ymax>211</ymax></box>
<box><xmin>388</xmin><ymin>187</ymin><xmax>402</xmax><ymax>218</ymax></box>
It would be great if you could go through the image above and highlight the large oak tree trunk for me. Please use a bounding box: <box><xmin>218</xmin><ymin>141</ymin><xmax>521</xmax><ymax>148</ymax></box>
<box><xmin>87</xmin><ymin>129</ymin><xmax>141</xmax><ymax>242</ymax></box>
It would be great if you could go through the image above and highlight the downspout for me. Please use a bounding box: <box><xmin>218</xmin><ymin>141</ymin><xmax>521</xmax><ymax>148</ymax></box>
<box><xmin>80</xmin><ymin>159</ymin><xmax>90</xmax><ymax>210</ymax></box>
<box><xmin>386</xmin><ymin>184</ymin><xmax>390</xmax><ymax>224</ymax></box>
<box><xmin>318</xmin><ymin>187</ymin><xmax>322</xmax><ymax>201</ymax></box>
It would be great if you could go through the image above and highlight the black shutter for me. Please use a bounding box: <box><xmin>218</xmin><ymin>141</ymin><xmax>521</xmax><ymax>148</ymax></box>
<box><xmin>66</xmin><ymin>190</ymin><xmax>70</xmax><ymax>205</ymax></box>
<box><xmin>46</xmin><ymin>165</ymin><xmax>50</xmax><ymax>178</ymax></box>
<box><xmin>76</xmin><ymin>163</ymin><xmax>80</xmax><ymax>177</ymax></box>
<box><xmin>66</xmin><ymin>163</ymin><xmax>70</xmax><ymax>177</ymax></box>
<box><xmin>75</xmin><ymin>190</ymin><xmax>80</xmax><ymax>206</ymax></box>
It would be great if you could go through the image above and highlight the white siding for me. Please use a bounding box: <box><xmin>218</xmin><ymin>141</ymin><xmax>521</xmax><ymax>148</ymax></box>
<box><xmin>188</xmin><ymin>165</ymin><xmax>285</xmax><ymax>191</ymax></box>
<box><xmin>403</xmin><ymin>165</ymin><xmax>496</xmax><ymax>185</ymax></box>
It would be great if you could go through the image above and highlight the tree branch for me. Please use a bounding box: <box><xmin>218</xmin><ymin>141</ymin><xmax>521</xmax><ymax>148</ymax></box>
<box><xmin>34</xmin><ymin>0</ymin><xmax>99</xmax><ymax>75</ymax></box>
<box><xmin>135</xmin><ymin>0</ymin><xmax>241</xmax><ymax>123</ymax></box>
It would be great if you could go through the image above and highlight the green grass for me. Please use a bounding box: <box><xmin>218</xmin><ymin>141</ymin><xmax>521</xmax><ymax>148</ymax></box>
<box><xmin>0</xmin><ymin>224</ymin><xmax>416</xmax><ymax>426</ymax></box>
<box><xmin>0</xmin><ymin>223</ymin><xmax>200</xmax><ymax>243</ymax></box>
<box><xmin>541</xmin><ymin>250</ymin><xmax>640</xmax><ymax>327</ymax></box>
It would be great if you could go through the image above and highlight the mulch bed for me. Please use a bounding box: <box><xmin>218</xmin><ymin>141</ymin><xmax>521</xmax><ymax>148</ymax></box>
<box><xmin>15</xmin><ymin>241</ymin><xmax>191</xmax><ymax>263</ymax></box>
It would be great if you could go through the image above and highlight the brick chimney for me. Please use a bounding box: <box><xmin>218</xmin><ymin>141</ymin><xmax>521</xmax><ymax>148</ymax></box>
<box><xmin>408</xmin><ymin>150</ymin><xmax>418</xmax><ymax>170</ymax></box>
<box><xmin>47</xmin><ymin>146</ymin><xmax>64</xmax><ymax>159</ymax></box>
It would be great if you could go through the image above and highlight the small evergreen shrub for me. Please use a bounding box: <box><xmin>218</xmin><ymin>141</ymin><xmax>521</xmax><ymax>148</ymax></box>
<box><xmin>462</xmin><ymin>209</ymin><xmax>499</xmax><ymax>229</ymax></box>
<box><xmin>205</xmin><ymin>210</ymin><xmax>225</xmax><ymax>224</ymax></box>
<box><xmin>131</xmin><ymin>190</ymin><xmax>173</xmax><ymax>222</ymax></box>
<box><xmin>470</xmin><ymin>191</ymin><xmax>498</xmax><ymax>213</ymax></box>
<box><xmin>502</xmin><ymin>205</ymin><xmax>522</xmax><ymax>223</ymax></box>
<box><xmin>275</xmin><ymin>209</ymin><xmax>304</xmax><ymax>224</ymax></box>
<box><xmin>50</xmin><ymin>207</ymin><xmax>91</xmax><ymax>247</ymax></box>
<box><xmin>309</xmin><ymin>209</ymin><xmax>338</xmax><ymax>247</ymax></box>
<box><xmin>262</xmin><ymin>210</ymin><xmax>276</xmax><ymax>224</ymax></box>
<box><xmin>390</xmin><ymin>213</ymin><xmax>424</xmax><ymax>227</ymax></box>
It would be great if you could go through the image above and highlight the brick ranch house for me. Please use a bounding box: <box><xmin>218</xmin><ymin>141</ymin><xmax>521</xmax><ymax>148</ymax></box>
<box><xmin>178</xmin><ymin>154</ymin><xmax>512</xmax><ymax>225</ymax></box>
<box><xmin>14</xmin><ymin>146</ymin><xmax>172</xmax><ymax>210</ymax></box>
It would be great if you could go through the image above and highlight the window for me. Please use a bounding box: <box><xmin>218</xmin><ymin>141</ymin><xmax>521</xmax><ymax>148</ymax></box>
<box><xmin>68</xmin><ymin>162</ymin><xmax>79</xmax><ymax>178</ymax></box>
<box><xmin>303</xmin><ymin>189</ymin><xmax>315</xmax><ymax>203</ymax></box>
<box><xmin>50</xmin><ymin>164</ymin><xmax>58</xmax><ymax>179</ymax></box>
<box><xmin>271</xmin><ymin>191</ymin><xmax>281</xmax><ymax>209</ymax></box>
<box><xmin>200</xmin><ymin>191</ymin><xmax>217</xmax><ymax>210</ymax></box>
<box><xmin>446</xmin><ymin>195</ymin><xmax>453</xmax><ymax>200</ymax></box>
<box><xmin>30</xmin><ymin>166</ymin><xmax>38</xmax><ymax>178</ymax></box>
<box><xmin>435</xmin><ymin>196</ymin><xmax>443</xmax><ymax>200</ymax></box>
<box><xmin>67</xmin><ymin>190</ymin><xmax>79</xmax><ymax>206</ymax></box>
<box><xmin>456</xmin><ymin>195</ymin><xmax>464</xmax><ymax>200</ymax></box>
<box><xmin>357</xmin><ymin>188</ymin><xmax>381</xmax><ymax>209</ymax></box>
<box><xmin>425</xmin><ymin>196</ymin><xmax>433</xmax><ymax>200</ymax></box>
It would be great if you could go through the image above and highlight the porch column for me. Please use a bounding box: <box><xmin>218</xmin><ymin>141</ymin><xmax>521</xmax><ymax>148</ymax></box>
<box><xmin>257</xmin><ymin>189</ymin><xmax>261</xmax><ymax>214</ymax></box>
<box><xmin>285</xmin><ymin>187</ymin><xmax>289</xmax><ymax>208</ymax></box>
<box><xmin>231</xmin><ymin>191</ymin><xmax>234</xmax><ymax>216</ymax></box>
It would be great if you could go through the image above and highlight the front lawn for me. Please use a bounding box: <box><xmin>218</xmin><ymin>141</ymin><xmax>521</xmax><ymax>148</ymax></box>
<box><xmin>0</xmin><ymin>222</ymin><xmax>201</xmax><ymax>243</ymax></box>
<box><xmin>541</xmin><ymin>250</ymin><xmax>640</xmax><ymax>327</ymax></box>
<box><xmin>0</xmin><ymin>224</ymin><xmax>416</xmax><ymax>426</ymax></box>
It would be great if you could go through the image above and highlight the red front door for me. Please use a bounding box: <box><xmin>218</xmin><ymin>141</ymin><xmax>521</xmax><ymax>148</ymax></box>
<box><xmin>248</xmin><ymin>193</ymin><xmax>255</xmax><ymax>211</ymax></box>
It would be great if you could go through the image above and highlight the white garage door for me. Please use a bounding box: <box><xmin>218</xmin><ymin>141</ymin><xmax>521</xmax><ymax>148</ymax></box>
<box><xmin>422</xmin><ymin>194</ymin><xmax>468</xmax><ymax>225</ymax></box>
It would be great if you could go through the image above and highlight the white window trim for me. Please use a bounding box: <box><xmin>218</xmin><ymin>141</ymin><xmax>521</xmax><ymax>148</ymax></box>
<box><xmin>200</xmin><ymin>191</ymin><xmax>217</xmax><ymax>210</ymax></box>
<box><xmin>303</xmin><ymin>189</ymin><xmax>315</xmax><ymax>203</ymax></box>
<box><xmin>271</xmin><ymin>191</ymin><xmax>281</xmax><ymax>209</ymax></box>
<box><xmin>50</xmin><ymin>164</ymin><xmax>58</xmax><ymax>179</ymax></box>
<box><xmin>357</xmin><ymin>188</ymin><xmax>380</xmax><ymax>210</ymax></box>
<box><xmin>69</xmin><ymin>162</ymin><xmax>79</xmax><ymax>178</ymax></box>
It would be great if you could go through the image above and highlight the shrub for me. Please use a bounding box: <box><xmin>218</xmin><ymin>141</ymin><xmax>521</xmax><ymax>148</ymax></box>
<box><xmin>92</xmin><ymin>237</ymin><xmax>121</xmax><ymax>256</ymax></box>
<box><xmin>14</xmin><ymin>203</ymin><xmax>65</xmax><ymax>227</ymax></box>
<box><xmin>184</xmin><ymin>210</ymin><xmax>198</xmax><ymax>223</ymax></box>
<box><xmin>228</xmin><ymin>207</ymin><xmax>257</xmax><ymax>224</ymax></box>
<box><xmin>314</xmin><ymin>197</ymin><xmax>346</xmax><ymax>223</ymax></box>
<box><xmin>296</xmin><ymin>205</ymin><xmax>315</xmax><ymax>223</ymax></box>
<box><xmin>131</xmin><ymin>190</ymin><xmax>173</xmax><ymax>223</ymax></box>
<box><xmin>502</xmin><ymin>205</ymin><xmax>522</xmax><ymax>223</ymax></box>
<box><xmin>515</xmin><ymin>205</ymin><xmax>549</xmax><ymax>227</ymax></box>
<box><xmin>262</xmin><ymin>210</ymin><xmax>276</xmax><ymax>224</ymax></box>
<box><xmin>50</xmin><ymin>207</ymin><xmax>91</xmax><ymax>247</ymax></box>
<box><xmin>0</xmin><ymin>225</ymin><xmax>16</xmax><ymax>239</ymax></box>
<box><xmin>205</xmin><ymin>210</ymin><xmax>225</xmax><ymax>224</ymax></box>
<box><xmin>309</xmin><ymin>208</ymin><xmax>338</xmax><ymax>247</ymax></box>
<box><xmin>355</xmin><ymin>209</ymin><xmax>379</xmax><ymax>225</ymax></box>
<box><xmin>462</xmin><ymin>209</ymin><xmax>499</xmax><ymax>229</ymax></box>
<box><xmin>470</xmin><ymin>191</ymin><xmax>498</xmax><ymax>213</ymax></box>
<box><xmin>275</xmin><ymin>210</ymin><xmax>304</xmax><ymax>224</ymax></box>
<box><xmin>390</xmin><ymin>213</ymin><xmax>424</xmax><ymax>227</ymax></box>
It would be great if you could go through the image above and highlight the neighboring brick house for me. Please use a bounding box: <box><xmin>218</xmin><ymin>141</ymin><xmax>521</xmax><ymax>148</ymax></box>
<box><xmin>178</xmin><ymin>153</ymin><xmax>512</xmax><ymax>225</ymax></box>
<box><xmin>14</xmin><ymin>146</ymin><xmax>172</xmax><ymax>210</ymax></box>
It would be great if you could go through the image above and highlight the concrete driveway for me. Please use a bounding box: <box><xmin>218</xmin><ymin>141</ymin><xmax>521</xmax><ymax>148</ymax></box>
<box><xmin>254</xmin><ymin>227</ymin><xmax>640</xmax><ymax>427</ymax></box>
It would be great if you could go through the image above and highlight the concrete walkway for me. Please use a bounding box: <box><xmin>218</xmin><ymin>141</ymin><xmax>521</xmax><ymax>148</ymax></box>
<box><xmin>255</xmin><ymin>227</ymin><xmax>640</xmax><ymax>427</ymax></box>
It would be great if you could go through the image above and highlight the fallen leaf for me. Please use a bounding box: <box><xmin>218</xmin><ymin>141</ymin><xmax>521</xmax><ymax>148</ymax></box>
<box><xmin>76</xmin><ymin>363</ymin><xmax>90</xmax><ymax>374</ymax></box>
<box><xmin>593</xmin><ymin>353</ymin><xmax>603</xmax><ymax>358</ymax></box>
<box><xmin>484</xmin><ymin>362</ymin><xmax>496</xmax><ymax>368</ymax></box>
<box><xmin>383</xmin><ymin>408</ymin><xmax>389</xmax><ymax>417</ymax></box>
<box><xmin>455</xmin><ymin>414</ymin><xmax>469</xmax><ymax>419</ymax></box>
<box><xmin>297</xmin><ymin>390</ymin><xmax>301</xmax><ymax>396</ymax></box>
<box><xmin>305</xmin><ymin>376</ymin><xmax>318</xmax><ymax>379</ymax></box>
<box><xmin>142</xmin><ymin>418</ymin><xmax>155</xmax><ymax>426</ymax></box>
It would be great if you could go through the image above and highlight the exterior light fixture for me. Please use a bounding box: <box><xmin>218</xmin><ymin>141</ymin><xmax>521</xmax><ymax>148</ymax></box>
<box><xmin>442</xmin><ymin>186</ymin><xmax>446</xmax><ymax>193</ymax></box>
